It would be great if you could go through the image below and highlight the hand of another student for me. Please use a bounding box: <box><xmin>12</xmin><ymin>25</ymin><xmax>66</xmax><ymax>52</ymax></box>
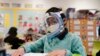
<box><xmin>11</xmin><ymin>48</ymin><xmax>25</xmax><ymax>56</ymax></box>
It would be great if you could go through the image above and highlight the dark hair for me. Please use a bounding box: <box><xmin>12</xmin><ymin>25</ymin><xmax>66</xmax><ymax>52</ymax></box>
<box><xmin>8</xmin><ymin>27</ymin><xmax>17</xmax><ymax>36</ymax></box>
<box><xmin>28</xmin><ymin>28</ymin><xmax>33</xmax><ymax>31</ymax></box>
<box><xmin>46</xmin><ymin>7</ymin><xmax>63</xmax><ymax>17</ymax></box>
<box><xmin>60</xmin><ymin>13</ymin><xmax>66</xmax><ymax>19</ymax></box>
<box><xmin>46</xmin><ymin>7</ymin><xmax>62</xmax><ymax>13</ymax></box>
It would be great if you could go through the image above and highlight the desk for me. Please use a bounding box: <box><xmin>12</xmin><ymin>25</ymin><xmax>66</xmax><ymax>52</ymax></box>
<box><xmin>6</xmin><ymin>50</ymin><xmax>47</xmax><ymax>56</ymax></box>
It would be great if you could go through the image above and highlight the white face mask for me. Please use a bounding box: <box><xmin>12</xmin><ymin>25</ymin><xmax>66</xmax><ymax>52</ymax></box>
<box><xmin>47</xmin><ymin>23</ymin><xmax>59</xmax><ymax>33</ymax></box>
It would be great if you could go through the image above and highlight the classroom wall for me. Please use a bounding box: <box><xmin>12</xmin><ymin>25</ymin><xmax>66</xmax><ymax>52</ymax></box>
<box><xmin>58</xmin><ymin>0</ymin><xmax>100</xmax><ymax>10</ymax></box>
<box><xmin>0</xmin><ymin>0</ymin><xmax>99</xmax><ymax>37</ymax></box>
<box><xmin>0</xmin><ymin>0</ymin><xmax>100</xmax><ymax>10</ymax></box>
<box><xmin>0</xmin><ymin>0</ymin><xmax>62</xmax><ymax>9</ymax></box>
<box><xmin>0</xmin><ymin>8</ymin><xmax>46</xmax><ymax>37</ymax></box>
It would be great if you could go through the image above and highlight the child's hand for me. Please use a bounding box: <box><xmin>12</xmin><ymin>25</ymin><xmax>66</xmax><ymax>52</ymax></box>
<box><xmin>11</xmin><ymin>48</ymin><xmax>25</xmax><ymax>56</ymax></box>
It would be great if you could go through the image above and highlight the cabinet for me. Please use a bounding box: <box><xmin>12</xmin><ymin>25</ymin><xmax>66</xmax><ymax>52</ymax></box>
<box><xmin>66</xmin><ymin>18</ymin><xmax>96</xmax><ymax>55</ymax></box>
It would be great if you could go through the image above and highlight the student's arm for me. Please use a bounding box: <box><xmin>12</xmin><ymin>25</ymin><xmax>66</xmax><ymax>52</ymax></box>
<box><xmin>66</xmin><ymin>35</ymin><xmax>86</xmax><ymax>56</ymax></box>
<box><xmin>12</xmin><ymin>36</ymin><xmax>46</xmax><ymax>56</ymax></box>
<box><xmin>21</xmin><ymin>35</ymin><xmax>46</xmax><ymax>53</ymax></box>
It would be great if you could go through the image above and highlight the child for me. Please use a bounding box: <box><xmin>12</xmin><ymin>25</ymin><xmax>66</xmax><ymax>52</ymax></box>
<box><xmin>25</xmin><ymin>34</ymin><xmax>33</xmax><ymax>42</ymax></box>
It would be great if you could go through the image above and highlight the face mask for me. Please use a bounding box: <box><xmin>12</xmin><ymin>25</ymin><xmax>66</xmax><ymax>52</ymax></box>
<box><xmin>47</xmin><ymin>23</ymin><xmax>59</xmax><ymax>33</ymax></box>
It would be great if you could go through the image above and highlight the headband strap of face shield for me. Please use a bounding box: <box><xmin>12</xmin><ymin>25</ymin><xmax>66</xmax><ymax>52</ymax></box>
<box><xmin>45</xmin><ymin>12</ymin><xmax>64</xmax><ymax>40</ymax></box>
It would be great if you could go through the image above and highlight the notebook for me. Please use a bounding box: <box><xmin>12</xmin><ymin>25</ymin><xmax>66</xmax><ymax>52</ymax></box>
<box><xmin>23</xmin><ymin>53</ymin><xmax>47</xmax><ymax>56</ymax></box>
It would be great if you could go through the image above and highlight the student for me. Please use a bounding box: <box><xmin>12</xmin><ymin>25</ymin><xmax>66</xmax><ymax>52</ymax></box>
<box><xmin>4</xmin><ymin>27</ymin><xmax>25</xmax><ymax>49</ymax></box>
<box><xmin>98</xmin><ymin>22</ymin><xmax>100</xmax><ymax>39</ymax></box>
<box><xmin>26</xmin><ymin>28</ymin><xmax>34</xmax><ymax>35</ymax></box>
<box><xmin>25</xmin><ymin>34</ymin><xmax>33</xmax><ymax>42</ymax></box>
<box><xmin>11</xmin><ymin>7</ymin><xmax>86</xmax><ymax>56</ymax></box>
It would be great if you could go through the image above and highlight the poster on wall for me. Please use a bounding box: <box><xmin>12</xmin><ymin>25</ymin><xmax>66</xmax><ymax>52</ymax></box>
<box><xmin>0</xmin><ymin>3</ymin><xmax>10</xmax><ymax>7</ymax></box>
<box><xmin>17</xmin><ymin>10</ymin><xmax>46</xmax><ymax>34</ymax></box>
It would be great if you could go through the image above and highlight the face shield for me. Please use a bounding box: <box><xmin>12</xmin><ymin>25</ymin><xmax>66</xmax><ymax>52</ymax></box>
<box><xmin>45</xmin><ymin>12</ymin><xmax>64</xmax><ymax>39</ymax></box>
<box><xmin>46</xmin><ymin>16</ymin><xmax>59</xmax><ymax>33</ymax></box>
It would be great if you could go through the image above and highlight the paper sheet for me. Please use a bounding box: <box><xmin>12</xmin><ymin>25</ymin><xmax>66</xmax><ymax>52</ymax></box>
<box><xmin>23</xmin><ymin>53</ymin><xmax>47</xmax><ymax>56</ymax></box>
